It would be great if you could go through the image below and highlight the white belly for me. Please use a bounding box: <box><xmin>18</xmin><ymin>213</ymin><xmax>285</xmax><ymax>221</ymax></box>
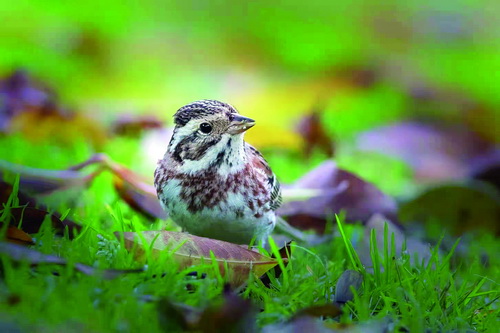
<box><xmin>160</xmin><ymin>179</ymin><xmax>275</xmax><ymax>244</ymax></box>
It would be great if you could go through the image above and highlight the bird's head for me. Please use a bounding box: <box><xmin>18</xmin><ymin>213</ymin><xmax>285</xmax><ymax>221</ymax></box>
<box><xmin>167</xmin><ymin>100</ymin><xmax>255</xmax><ymax>170</ymax></box>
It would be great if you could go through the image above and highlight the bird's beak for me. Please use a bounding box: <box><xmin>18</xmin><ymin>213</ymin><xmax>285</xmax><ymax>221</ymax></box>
<box><xmin>228</xmin><ymin>113</ymin><xmax>255</xmax><ymax>134</ymax></box>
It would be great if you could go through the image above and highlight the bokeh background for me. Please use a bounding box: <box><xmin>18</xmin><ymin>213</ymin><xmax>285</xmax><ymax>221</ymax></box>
<box><xmin>1</xmin><ymin>0</ymin><xmax>499</xmax><ymax>195</ymax></box>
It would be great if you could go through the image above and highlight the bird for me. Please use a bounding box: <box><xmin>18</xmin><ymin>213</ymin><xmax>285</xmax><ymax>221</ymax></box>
<box><xmin>154</xmin><ymin>100</ymin><xmax>282</xmax><ymax>244</ymax></box>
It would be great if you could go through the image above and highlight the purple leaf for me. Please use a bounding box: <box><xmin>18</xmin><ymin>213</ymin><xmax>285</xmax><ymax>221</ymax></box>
<box><xmin>278</xmin><ymin>161</ymin><xmax>398</xmax><ymax>233</ymax></box>
<box><xmin>356</xmin><ymin>122</ymin><xmax>493</xmax><ymax>182</ymax></box>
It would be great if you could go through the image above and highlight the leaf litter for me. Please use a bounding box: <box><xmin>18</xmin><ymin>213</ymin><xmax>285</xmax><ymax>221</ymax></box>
<box><xmin>0</xmin><ymin>69</ymin><xmax>498</xmax><ymax>331</ymax></box>
<box><xmin>118</xmin><ymin>231</ymin><xmax>283</xmax><ymax>286</ymax></box>
<box><xmin>0</xmin><ymin>242</ymin><xmax>144</xmax><ymax>279</ymax></box>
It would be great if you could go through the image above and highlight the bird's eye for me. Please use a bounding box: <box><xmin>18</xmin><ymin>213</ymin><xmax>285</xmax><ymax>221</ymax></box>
<box><xmin>199</xmin><ymin>122</ymin><xmax>212</xmax><ymax>134</ymax></box>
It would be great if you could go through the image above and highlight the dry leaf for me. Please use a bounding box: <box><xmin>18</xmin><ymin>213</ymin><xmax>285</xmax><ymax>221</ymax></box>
<box><xmin>197</xmin><ymin>287</ymin><xmax>257</xmax><ymax>333</ymax></box>
<box><xmin>1</xmin><ymin>223</ymin><xmax>34</xmax><ymax>245</ymax></box>
<box><xmin>113</xmin><ymin>177</ymin><xmax>167</xmax><ymax>221</ymax></box>
<box><xmin>112</xmin><ymin>114</ymin><xmax>164</xmax><ymax>137</ymax></box>
<box><xmin>278</xmin><ymin>161</ymin><xmax>398</xmax><ymax>233</ymax></box>
<box><xmin>157</xmin><ymin>287</ymin><xmax>257</xmax><ymax>332</ymax></box>
<box><xmin>0</xmin><ymin>242</ymin><xmax>144</xmax><ymax>279</ymax></box>
<box><xmin>0</xmin><ymin>160</ymin><xmax>101</xmax><ymax>196</ymax></box>
<box><xmin>7</xmin><ymin>207</ymin><xmax>82</xmax><ymax>238</ymax></box>
<box><xmin>296</xmin><ymin>107</ymin><xmax>335</xmax><ymax>158</ymax></box>
<box><xmin>263</xmin><ymin>316</ymin><xmax>333</xmax><ymax>333</ymax></box>
<box><xmin>469</xmin><ymin>149</ymin><xmax>500</xmax><ymax>192</ymax></box>
<box><xmin>0</xmin><ymin>182</ymin><xmax>82</xmax><ymax>238</ymax></box>
<box><xmin>0</xmin><ymin>181</ymin><xmax>37</xmax><ymax>207</ymax></box>
<box><xmin>356</xmin><ymin>122</ymin><xmax>493</xmax><ymax>182</ymax></box>
<box><xmin>292</xmin><ymin>303</ymin><xmax>342</xmax><ymax>319</ymax></box>
<box><xmin>264</xmin><ymin>316</ymin><xmax>393</xmax><ymax>333</ymax></box>
<box><xmin>117</xmin><ymin>231</ymin><xmax>281</xmax><ymax>286</ymax></box>
<box><xmin>399</xmin><ymin>182</ymin><xmax>500</xmax><ymax>236</ymax></box>
<box><xmin>0</xmin><ymin>70</ymin><xmax>52</xmax><ymax>132</ymax></box>
<box><xmin>1</xmin><ymin>154</ymin><xmax>164</xmax><ymax>221</ymax></box>
<box><xmin>334</xmin><ymin>270</ymin><xmax>363</xmax><ymax>305</ymax></box>
<box><xmin>0</xmin><ymin>70</ymin><xmax>106</xmax><ymax>147</ymax></box>
<box><xmin>10</xmin><ymin>111</ymin><xmax>107</xmax><ymax>148</ymax></box>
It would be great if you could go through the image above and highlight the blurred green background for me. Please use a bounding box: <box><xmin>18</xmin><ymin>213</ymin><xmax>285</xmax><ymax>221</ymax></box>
<box><xmin>2</xmin><ymin>1</ymin><xmax>498</xmax><ymax>122</ymax></box>
<box><xmin>1</xmin><ymin>0</ymin><xmax>498</xmax><ymax>190</ymax></box>
<box><xmin>1</xmin><ymin>3</ymin><xmax>500</xmax><ymax>331</ymax></box>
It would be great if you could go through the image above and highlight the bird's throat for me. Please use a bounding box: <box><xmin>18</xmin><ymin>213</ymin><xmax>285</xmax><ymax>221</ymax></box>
<box><xmin>174</xmin><ymin>134</ymin><xmax>247</xmax><ymax>176</ymax></box>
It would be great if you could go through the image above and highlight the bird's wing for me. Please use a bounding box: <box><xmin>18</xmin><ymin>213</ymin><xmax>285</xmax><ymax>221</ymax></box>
<box><xmin>268</xmin><ymin>171</ymin><xmax>282</xmax><ymax>211</ymax></box>
<box><xmin>246</xmin><ymin>144</ymin><xmax>282</xmax><ymax>211</ymax></box>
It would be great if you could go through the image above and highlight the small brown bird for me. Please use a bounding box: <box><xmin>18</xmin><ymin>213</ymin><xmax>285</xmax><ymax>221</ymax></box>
<box><xmin>154</xmin><ymin>100</ymin><xmax>281</xmax><ymax>244</ymax></box>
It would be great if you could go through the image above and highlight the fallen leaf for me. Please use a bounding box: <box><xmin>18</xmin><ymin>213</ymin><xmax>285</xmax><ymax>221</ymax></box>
<box><xmin>296</xmin><ymin>106</ymin><xmax>335</xmax><ymax>158</ymax></box>
<box><xmin>263</xmin><ymin>316</ymin><xmax>333</xmax><ymax>333</ymax></box>
<box><xmin>1</xmin><ymin>154</ymin><xmax>163</xmax><ymax>221</ymax></box>
<box><xmin>157</xmin><ymin>299</ymin><xmax>193</xmax><ymax>332</ymax></box>
<box><xmin>7</xmin><ymin>207</ymin><xmax>81</xmax><ymax>238</ymax></box>
<box><xmin>197</xmin><ymin>286</ymin><xmax>257</xmax><ymax>333</ymax></box>
<box><xmin>278</xmin><ymin>161</ymin><xmax>398</xmax><ymax>233</ymax></box>
<box><xmin>112</xmin><ymin>114</ymin><xmax>164</xmax><ymax>137</ymax></box>
<box><xmin>113</xmin><ymin>176</ymin><xmax>167</xmax><ymax>221</ymax></box>
<box><xmin>356</xmin><ymin>122</ymin><xmax>493</xmax><ymax>182</ymax></box>
<box><xmin>292</xmin><ymin>303</ymin><xmax>342</xmax><ymax>319</ymax></box>
<box><xmin>0</xmin><ymin>241</ymin><xmax>144</xmax><ymax>279</ymax></box>
<box><xmin>1</xmin><ymin>223</ymin><xmax>34</xmax><ymax>245</ymax></box>
<box><xmin>10</xmin><ymin>109</ymin><xmax>107</xmax><ymax>148</ymax></box>
<box><xmin>0</xmin><ymin>160</ymin><xmax>101</xmax><ymax>196</ymax></box>
<box><xmin>157</xmin><ymin>286</ymin><xmax>257</xmax><ymax>332</ymax></box>
<box><xmin>264</xmin><ymin>315</ymin><xmax>393</xmax><ymax>333</ymax></box>
<box><xmin>469</xmin><ymin>149</ymin><xmax>500</xmax><ymax>192</ymax></box>
<box><xmin>0</xmin><ymin>70</ymin><xmax>106</xmax><ymax>147</ymax></box>
<box><xmin>0</xmin><ymin>181</ymin><xmax>37</xmax><ymax>207</ymax></box>
<box><xmin>334</xmin><ymin>270</ymin><xmax>363</xmax><ymax>305</ymax></box>
<box><xmin>117</xmin><ymin>231</ymin><xmax>281</xmax><ymax>286</ymax></box>
<box><xmin>0</xmin><ymin>69</ymin><xmax>51</xmax><ymax>132</ymax></box>
<box><xmin>0</xmin><ymin>182</ymin><xmax>82</xmax><ymax>238</ymax></box>
<box><xmin>334</xmin><ymin>64</ymin><xmax>379</xmax><ymax>89</ymax></box>
<box><xmin>398</xmin><ymin>182</ymin><xmax>500</xmax><ymax>236</ymax></box>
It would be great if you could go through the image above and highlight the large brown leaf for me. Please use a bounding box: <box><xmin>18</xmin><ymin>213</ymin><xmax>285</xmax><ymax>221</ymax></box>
<box><xmin>117</xmin><ymin>231</ymin><xmax>281</xmax><ymax>286</ymax></box>
<box><xmin>278</xmin><ymin>161</ymin><xmax>398</xmax><ymax>233</ymax></box>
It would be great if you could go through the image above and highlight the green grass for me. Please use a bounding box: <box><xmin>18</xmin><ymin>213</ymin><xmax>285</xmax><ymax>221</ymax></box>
<box><xmin>0</xmin><ymin>136</ymin><xmax>498</xmax><ymax>332</ymax></box>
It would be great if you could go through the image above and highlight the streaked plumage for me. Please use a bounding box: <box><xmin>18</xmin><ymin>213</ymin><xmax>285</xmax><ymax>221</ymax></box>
<box><xmin>154</xmin><ymin>100</ymin><xmax>281</xmax><ymax>244</ymax></box>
